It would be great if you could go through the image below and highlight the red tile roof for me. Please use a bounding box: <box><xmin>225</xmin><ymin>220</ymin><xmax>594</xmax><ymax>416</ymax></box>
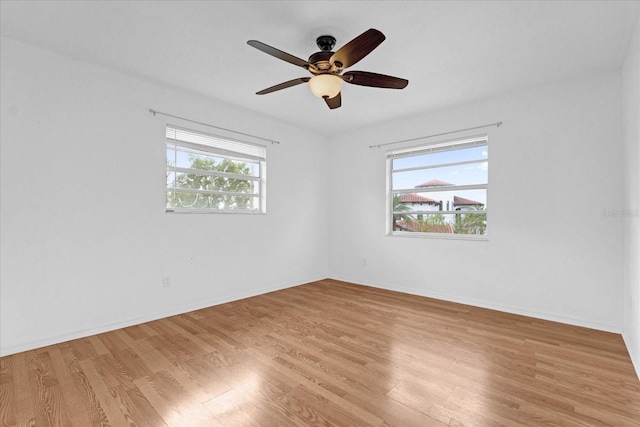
<box><xmin>415</xmin><ymin>179</ymin><xmax>453</xmax><ymax>188</ymax></box>
<box><xmin>453</xmin><ymin>195</ymin><xmax>484</xmax><ymax>206</ymax></box>
<box><xmin>400</xmin><ymin>193</ymin><xmax>440</xmax><ymax>204</ymax></box>
<box><xmin>395</xmin><ymin>219</ymin><xmax>455</xmax><ymax>233</ymax></box>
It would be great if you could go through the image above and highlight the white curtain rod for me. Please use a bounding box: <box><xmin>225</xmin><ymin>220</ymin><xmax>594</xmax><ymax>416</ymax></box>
<box><xmin>149</xmin><ymin>109</ymin><xmax>280</xmax><ymax>145</ymax></box>
<box><xmin>369</xmin><ymin>121</ymin><xmax>503</xmax><ymax>149</ymax></box>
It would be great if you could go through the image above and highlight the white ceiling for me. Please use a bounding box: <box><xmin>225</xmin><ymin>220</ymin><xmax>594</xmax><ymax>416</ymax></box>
<box><xmin>1</xmin><ymin>1</ymin><xmax>638</xmax><ymax>136</ymax></box>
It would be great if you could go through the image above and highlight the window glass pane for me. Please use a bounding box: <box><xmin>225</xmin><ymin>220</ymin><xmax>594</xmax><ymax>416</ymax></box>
<box><xmin>395</xmin><ymin>189</ymin><xmax>486</xmax><ymax>212</ymax></box>
<box><xmin>174</xmin><ymin>150</ymin><xmax>194</xmax><ymax>169</ymax></box>
<box><xmin>167</xmin><ymin>191</ymin><xmax>259</xmax><ymax>211</ymax></box>
<box><xmin>392</xmin><ymin>212</ymin><xmax>486</xmax><ymax>235</ymax></box>
<box><xmin>450</xmin><ymin>188</ymin><xmax>487</xmax><ymax>210</ymax></box>
<box><xmin>388</xmin><ymin>136</ymin><xmax>488</xmax><ymax>237</ymax></box>
<box><xmin>173</xmin><ymin>151</ymin><xmax>258</xmax><ymax>177</ymax></box>
<box><xmin>172</xmin><ymin>173</ymin><xmax>257</xmax><ymax>194</ymax></box>
<box><xmin>393</xmin><ymin>145</ymin><xmax>487</xmax><ymax>169</ymax></box>
<box><xmin>392</xmin><ymin>161</ymin><xmax>487</xmax><ymax>190</ymax></box>
<box><xmin>166</xmin><ymin>170</ymin><xmax>175</xmax><ymax>188</ymax></box>
<box><xmin>166</xmin><ymin>124</ymin><xmax>266</xmax><ymax>213</ymax></box>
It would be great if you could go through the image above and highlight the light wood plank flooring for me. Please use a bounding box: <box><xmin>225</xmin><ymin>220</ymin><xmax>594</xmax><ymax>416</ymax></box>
<box><xmin>1</xmin><ymin>279</ymin><xmax>639</xmax><ymax>426</ymax></box>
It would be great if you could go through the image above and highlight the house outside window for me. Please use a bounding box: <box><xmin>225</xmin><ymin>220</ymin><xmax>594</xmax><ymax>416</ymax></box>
<box><xmin>387</xmin><ymin>135</ymin><xmax>488</xmax><ymax>238</ymax></box>
<box><xmin>166</xmin><ymin>125</ymin><xmax>266</xmax><ymax>213</ymax></box>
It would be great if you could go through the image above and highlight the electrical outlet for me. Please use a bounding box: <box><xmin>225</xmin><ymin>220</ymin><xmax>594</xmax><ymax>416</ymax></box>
<box><xmin>162</xmin><ymin>276</ymin><xmax>170</xmax><ymax>288</ymax></box>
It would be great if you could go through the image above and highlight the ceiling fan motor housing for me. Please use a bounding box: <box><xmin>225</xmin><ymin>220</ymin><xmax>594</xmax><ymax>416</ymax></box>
<box><xmin>308</xmin><ymin>51</ymin><xmax>335</xmax><ymax>73</ymax></box>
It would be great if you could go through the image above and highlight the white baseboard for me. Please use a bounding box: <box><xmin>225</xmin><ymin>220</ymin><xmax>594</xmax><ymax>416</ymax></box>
<box><xmin>0</xmin><ymin>275</ymin><xmax>326</xmax><ymax>357</ymax></box>
<box><xmin>3</xmin><ymin>275</ymin><xmax>624</xmax><ymax>358</ymax></box>
<box><xmin>328</xmin><ymin>275</ymin><xmax>623</xmax><ymax>334</ymax></box>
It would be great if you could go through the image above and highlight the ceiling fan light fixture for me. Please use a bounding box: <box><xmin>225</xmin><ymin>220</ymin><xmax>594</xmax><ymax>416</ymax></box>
<box><xmin>309</xmin><ymin>74</ymin><xmax>342</xmax><ymax>99</ymax></box>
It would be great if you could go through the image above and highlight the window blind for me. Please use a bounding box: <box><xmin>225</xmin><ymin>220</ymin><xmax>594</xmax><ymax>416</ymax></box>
<box><xmin>166</xmin><ymin>125</ymin><xmax>266</xmax><ymax>161</ymax></box>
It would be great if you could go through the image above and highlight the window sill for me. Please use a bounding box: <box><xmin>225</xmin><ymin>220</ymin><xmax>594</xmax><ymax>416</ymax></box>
<box><xmin>387</xmin><ymin>231</ymin><xmax>488</xmax><ymax>241</ymax></box>
<box><xmin>166</xmin><ymin>209</ymin><xmax>266</xmax><ymax>215</ymax></box>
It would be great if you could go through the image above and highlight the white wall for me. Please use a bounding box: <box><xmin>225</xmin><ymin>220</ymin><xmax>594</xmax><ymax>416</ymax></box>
<box><xmin>328</xmin><ymin>72</ymin><xmax>624</xmax><ymax>332</ymax></box>
<box><xmin>622</xmin><ymin>14</ymin><xmax>640</xmax><ymax>378</ymax></box>
<box><xmin>0</xmin><ymin>38</ymin><xmax>329</xmax><ymax>356</ymax></box>
<box><xmin>1</xmin><ymin>32</ymin><xmax>634</xmax><ymax>365</ymax></box>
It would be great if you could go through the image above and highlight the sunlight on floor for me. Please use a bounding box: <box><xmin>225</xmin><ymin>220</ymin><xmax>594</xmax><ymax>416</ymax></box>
<box><xmin>202</xmin><ymin>370</ymin><xmax>262</xmax><ymax>425</ymax></box>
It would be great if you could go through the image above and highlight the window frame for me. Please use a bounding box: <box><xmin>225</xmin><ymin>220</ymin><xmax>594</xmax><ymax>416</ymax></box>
<box><xmin>165</xmin><ymin>124</ymin><xmax>267</xmax><ymax>214</ymax></box>
<box><xmin>386</xmin><ymin>134</ymin><xmax>488</xmax><ymax>240</ymax></box>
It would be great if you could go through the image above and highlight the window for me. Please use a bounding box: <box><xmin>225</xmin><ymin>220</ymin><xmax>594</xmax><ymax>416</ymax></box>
<box><xmin>387</xmin><ymin>135</ymin><xmax>488</xmax><ymax>238</ymax></box>
<box><xmin>166</xmin><ymin>125</ymin><xmax>266</xmax><ymax>213</ymax></box>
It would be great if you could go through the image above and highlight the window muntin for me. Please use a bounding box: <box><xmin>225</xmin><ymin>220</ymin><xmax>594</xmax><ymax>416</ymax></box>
<box><xmin>387</xmin><ymin>135</ymin><xmax>488</xmax><ymax>238</ymax></box>
<box><xmin>166</xmin><ymin>125</ymin><xmax>266</xmax><ymax>213</ymax></box>
<box><xmin>392</xmin><ymin>162</ymin><xmax>487</xmax><ymax>189</ymax></box>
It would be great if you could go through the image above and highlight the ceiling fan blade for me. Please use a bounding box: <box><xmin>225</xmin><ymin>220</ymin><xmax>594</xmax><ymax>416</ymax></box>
<box><xmin>330</xmin><ymin>29</ymin><xmax>385</xmax><ymax>69</ymax></box>
<box><xmin>247</xmin><ymin>40</ymin><xmax>310</xmax><ymax>69</ymax></box>
<box><xmin>324</xmin><ymin>92</ymin><xmax>341</xmax><ymax>109</ymax></box>
<box><xmin>256</xmin><ymin>77</ymin><xmax>310</xmax><ymax>95</ymax></box>
<box><xmin>342</xmin><ymin>71</ymin><xmax>408</xmax><ymax>89</ymax></box>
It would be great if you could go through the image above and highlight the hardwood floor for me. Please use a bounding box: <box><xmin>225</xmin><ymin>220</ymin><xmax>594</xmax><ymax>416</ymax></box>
<box><xmin>1</xmin><ymin>279</ymin><xmax>639</xmax><ymax>426</ymax></box>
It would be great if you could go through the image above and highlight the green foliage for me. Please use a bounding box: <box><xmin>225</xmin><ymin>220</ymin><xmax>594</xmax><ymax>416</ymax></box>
<box><xmin>453</xmin><ymin>205</ymin><xmax>487</xmax><ymax>235</ymax></box>
<box><xmin>457</xmin><ymin>212</ymin><xmax>486</xmax><ymax>235</ymax></box>
<box><xmin>393</xmin><ymin>195</ymin><xmax>487</xmax><ymax>235</ymax></box>
<box><xmin>392</xmin><ymin>194</ymin><xmax>415</xmax><ymax>225</ymax></box>
<box><xmin>422</xmin><ymin>213</ymin><xmax>445</xmax><ymax>225</ymax></box>
<box><xmin>167</xmin><ymin>156</ymin><xmax>255</xmax><ymax>210</ymax></box>
<box><xmin>414</xmin><ymin>214</ymin><xmax>450</xmax><ymax>233</ymax></box>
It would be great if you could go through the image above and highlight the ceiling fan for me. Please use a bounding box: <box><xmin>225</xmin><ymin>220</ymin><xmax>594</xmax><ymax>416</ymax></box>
<box><xmin>247</xmin><ymin>28</ymin><xmax>408</xmax><ymax>110</ymax></box>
